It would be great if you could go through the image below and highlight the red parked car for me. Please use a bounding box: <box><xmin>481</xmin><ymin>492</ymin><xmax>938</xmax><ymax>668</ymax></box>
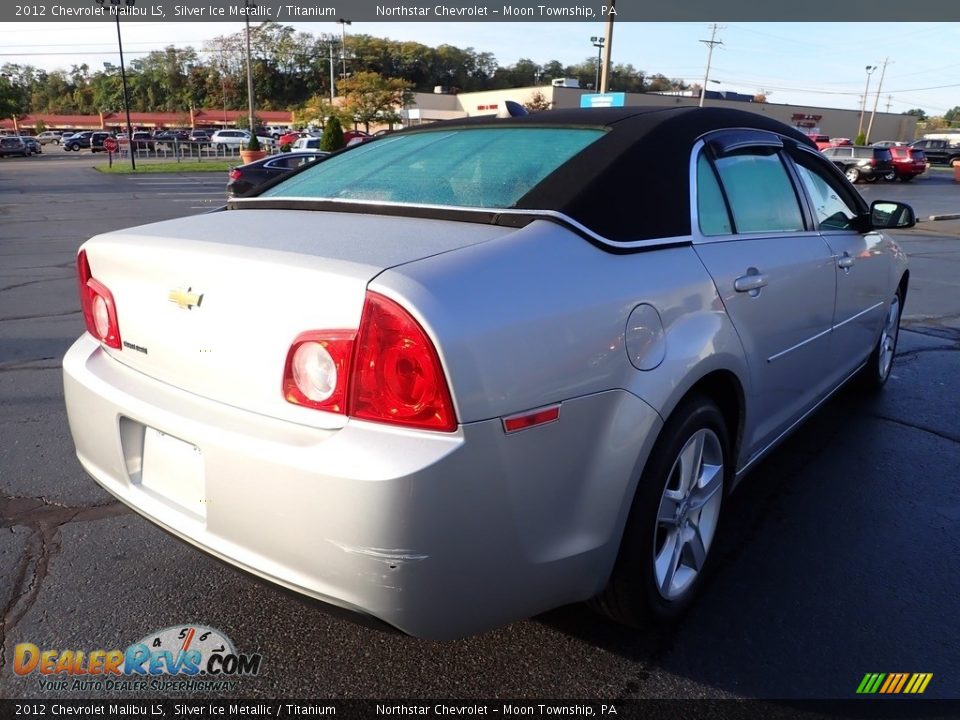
<box><xmin>278</xmin><ymin>130</ymin><xmax>307</xmax><ymax>147</ymax></box>
<box><xmin>884</xmin><ymin>146</ymin><xmax>927</xmax><ymax>182</ymax></box>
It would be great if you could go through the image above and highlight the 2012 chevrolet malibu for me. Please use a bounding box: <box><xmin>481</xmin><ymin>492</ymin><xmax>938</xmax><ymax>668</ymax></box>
<box><xmin>63</xmin><ymin>108</ymin><xmax>914</xmax><ymax>639</ymax></box>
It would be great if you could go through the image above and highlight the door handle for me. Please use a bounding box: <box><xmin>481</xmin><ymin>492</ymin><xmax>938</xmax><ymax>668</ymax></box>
<box><xmin>838</xmin><ymin>253</ymin><xmax>855</xmax><ymax>270</ymax></box>
<box><xmin>734</xmin><ymin>270</ymin><xmax>769</xmax><ymax>294</ymax></box>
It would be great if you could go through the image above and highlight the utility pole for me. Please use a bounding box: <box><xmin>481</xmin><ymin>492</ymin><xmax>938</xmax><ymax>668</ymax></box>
<box><xmin>886</xmin><ymin>95</ymin><xmax>893</xmax><ymax>113</ymax></box>
<box><xmin>699</xmin><ymin>24</ymin><xmax>722</xmax><ymax>108</ymax></box>
<box><xmin>865</xmin><ymin>58</ymin><xmax>889</xmax><ymax>144</ymax></box>
<box><xmin>599</xmin><ymin>0</ymin><xmax>616</xmax><ymax>93</ymax></box>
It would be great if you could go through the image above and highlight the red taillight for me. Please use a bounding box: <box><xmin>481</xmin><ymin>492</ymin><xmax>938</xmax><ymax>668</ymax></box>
<box><xmin>350</xmin><ymin>292</ymin><xmax>457</xmax><ymax>432</ymax></box>
<box><xmin>229</xmin><ymin>169</ymin><xmax>242</xmax><ymax>181</ymax></box>
<box><xmin>282</xmin><ymin>331</ymin><xmax>355</xmax><ymax>413</ymax></box>
<box><xmin>76</xmin><ymin>250</ymin><xmax>122</xmax><ymax>349</ymax></box>
<box><xmin>282</xmin><ymin>291</ymin><xmax>458</xmax><ymax>432</ymax></box>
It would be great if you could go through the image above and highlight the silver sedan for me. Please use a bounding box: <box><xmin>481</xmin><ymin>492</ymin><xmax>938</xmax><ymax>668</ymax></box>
<box><xmin>63</xmin><ymin>107</ymin><xmax>913</xmax><ymax>639</ymax></box>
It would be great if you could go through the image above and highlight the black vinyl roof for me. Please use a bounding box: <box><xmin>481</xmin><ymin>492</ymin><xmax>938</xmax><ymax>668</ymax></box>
<box><xmin>414</xmin><ymin>106</ymin><xmax>816</xmax><ymax>242</ymax></box>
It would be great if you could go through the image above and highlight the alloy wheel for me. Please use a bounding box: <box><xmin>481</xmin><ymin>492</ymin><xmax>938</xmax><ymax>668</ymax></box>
<box><xmin>878</xmin><ymin>294</ymin><xmax>900</xmax><ymax>381</ymax></box>
<box><xmin>652</xmin><ymin>428</ymin><xmax>724</xmax><ymax>601</ymax></box>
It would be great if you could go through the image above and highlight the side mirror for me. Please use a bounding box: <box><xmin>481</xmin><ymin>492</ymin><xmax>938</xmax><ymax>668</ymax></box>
<box><xmin>870</xmin><ymin>200</ymin><xmax>916</xmax><ymax>230</ymax></box>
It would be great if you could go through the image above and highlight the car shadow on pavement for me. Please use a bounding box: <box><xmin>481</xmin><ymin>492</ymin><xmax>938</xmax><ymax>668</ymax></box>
<box><xmin>531</xmin><ymin>365</ymin><xmax>960</xmax><ymax>699</ymax></box>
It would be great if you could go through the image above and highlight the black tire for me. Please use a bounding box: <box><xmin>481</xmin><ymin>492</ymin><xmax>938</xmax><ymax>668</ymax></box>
<box><xmin>857</xmin><ymin>289</ymin><xmax>903</xmax><ymax>391</ymax></box>
<box><xmin>864</xmin><ymin>175</ymin><xmax>879</xmax><ymax>183</ymax></box>
<box><xmin>900</xmin><ymin>175</ymin><xmax>914</xmax><ymax>183</ymax></box>
<box><xmin>593</xmin><ymin>395</ymin><xmax>731</xmax><ymax>627</ymax></box>
<box><xmin>882</xmin><ymin>170</ymin><xmax>896</xmax><ymax>182</ymax></box>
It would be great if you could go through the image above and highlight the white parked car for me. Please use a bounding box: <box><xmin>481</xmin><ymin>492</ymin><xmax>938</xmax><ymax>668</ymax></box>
<box><xmin>209</xmin><ymin>129</ymin><xmax>274</xmax><ymax>149</ymax></box>
<box><xmin>266</xmin><ymin>125</ymin><xmax>292</xmax><ymax>138</ymax></box>
<box><xmin>35</xmin><ymin>130</ymin><xmax>64</xmax><ymax>145</ymax></box>
<box><xmin>291</xmin><ymin>137</ymin><xmax>323</xmax><ymax>151</ymax></box>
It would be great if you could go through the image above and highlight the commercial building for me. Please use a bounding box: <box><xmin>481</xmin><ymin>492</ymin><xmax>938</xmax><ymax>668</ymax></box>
<box><xmin>404</xmin><ymin>85</ymin><xmax>918</xmax><ymax>142</ymax></box>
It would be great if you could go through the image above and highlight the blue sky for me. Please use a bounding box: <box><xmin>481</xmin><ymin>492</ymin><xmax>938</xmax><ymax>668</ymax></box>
<box><xmin>4</xmin><ymin>21</ymin><xmax>959</xmax><ymax>116</ymax></box>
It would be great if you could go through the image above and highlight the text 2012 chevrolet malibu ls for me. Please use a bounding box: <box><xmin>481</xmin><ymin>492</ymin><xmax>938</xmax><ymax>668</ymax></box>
<box><xmin>64</xmin><ymin>108</ymin><xmax>913</xmax><ymax>639</ymax></box>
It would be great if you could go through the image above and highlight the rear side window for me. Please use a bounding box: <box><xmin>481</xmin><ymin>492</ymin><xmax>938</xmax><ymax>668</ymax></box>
<box><xmin>696</xmin><ymin>154</ymin><xmax>732</xmax><ymax>235</ymax></box>
<box><xmin>873</xmin><ymin>148</ymin><xmax>893</xmax><ymax>162</ymax></box>
<box><xmin>710</xmin><ymin>151</ymin><xmax>804</xmax><ymax>233</ymax></box>
<box><xmin>265</xmin><ymin>127</ymin><xmax>604</xmax><ymax>209</ymax></box>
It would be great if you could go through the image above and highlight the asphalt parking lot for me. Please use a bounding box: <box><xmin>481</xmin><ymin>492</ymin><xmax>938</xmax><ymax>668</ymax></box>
<box><xmin>1</xmin><ymin>156</ymin><xmax>958</xmax><ymax>703</ymax></box>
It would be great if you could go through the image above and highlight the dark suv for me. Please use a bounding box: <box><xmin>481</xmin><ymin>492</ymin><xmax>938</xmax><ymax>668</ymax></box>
<box><xmin>63</xmin><ymin>131</ymin><xmax>93</xmax><ymax>151</ymax></box>
<box><xmin>909</xmin><ymin>139</ymin><xmax>960</xmax><ymax>166</ymax></box>
<box><xmin>90</xmin><ymin>132</ymin><xmax>114</xmax><ymax>153</ymax></box>
<box><xmin>821</xmin><ymin>145</ymin><xmax>894</xmax><ymax>183</ymax></box>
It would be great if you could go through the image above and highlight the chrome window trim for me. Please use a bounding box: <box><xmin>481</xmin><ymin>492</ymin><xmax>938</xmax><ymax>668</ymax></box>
<box><xmin>231</xmin><ymin>196</ymin><xmax>691</xmax><ymax>252</ymax></box>
<box><xmin>688</xmin><ymin>136</ymin><xmax>812</xmax><ymax>245</ymax></box>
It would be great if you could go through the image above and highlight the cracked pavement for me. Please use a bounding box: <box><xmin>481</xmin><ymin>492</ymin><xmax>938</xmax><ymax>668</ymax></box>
<box><xmin>0</xmin><ymin>155</ymin><xmax>958</xmax><ymax>701</ymax></box>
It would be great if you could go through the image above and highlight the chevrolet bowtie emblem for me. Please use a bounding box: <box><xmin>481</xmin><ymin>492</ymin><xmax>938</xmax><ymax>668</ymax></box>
<box><xmin>168</xmin><ymin>287</ymin><xmax>203</xmax><ymax>310</ymax></box>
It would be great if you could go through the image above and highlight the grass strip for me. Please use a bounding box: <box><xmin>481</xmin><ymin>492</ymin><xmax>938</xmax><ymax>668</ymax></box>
<box><xmin>95</xmin><ymin>160</ymin><xmax>234</xmax><ymax>174</ymax></box>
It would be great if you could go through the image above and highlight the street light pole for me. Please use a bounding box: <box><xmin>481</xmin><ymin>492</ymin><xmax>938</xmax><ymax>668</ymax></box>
<box><xmin>97</xmin><ymin>0</ymin><xmax>135</xmax><ymax>169</ymax></box>
<box><xmin>244</xmin><ymin>0</ymin><xmax>256</xmax><ymax>133</ymax></box>
<box><xmin>590</xmin><ymin>36</ymin><xmax>604</xmax><ymax>90</ymax></box>
<box><xmin>337</xmin><ymin>19</ymin><xmax>352</xmax><ymax>87</ymax></box>
<box><xmin>857</xmin><ymin>65</ymin><xmax>875</xmax><ymax>139</ymax></box>
<box><xmin>865</xmin><ymin>58</ymin><xmax>889</xmax><ymax>146</ymax></box>
<box><xmin>328</xmin><ymin>42</ymin><xmax>336</xmax><ymax>101</ymax></box>
<box><xmin>599</xmin><ymin>0</ymin><xmax>615</xmax><ymax>93</ymax></box>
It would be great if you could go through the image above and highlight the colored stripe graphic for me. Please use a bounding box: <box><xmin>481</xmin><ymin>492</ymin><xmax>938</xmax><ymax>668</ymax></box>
<box><xmin>857</xmin><ymin>672</ymin><xmax>933</xmax><ymax>694</ymax></box>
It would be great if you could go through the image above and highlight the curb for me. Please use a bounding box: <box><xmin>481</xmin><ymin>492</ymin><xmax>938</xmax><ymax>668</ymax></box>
<box><xmin>928</xmin><ymin>213</ymin><xmax>960</xmax><ymax>221</ymax></box>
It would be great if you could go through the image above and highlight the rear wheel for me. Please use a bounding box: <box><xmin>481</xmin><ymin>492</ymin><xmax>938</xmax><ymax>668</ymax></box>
<box><xmin>845</xmin><ymin>167</ymin><xmax>861</xmax><ymax>183</ymax></box>
<box><xmin>593</xmin><ymin>396</ymin><xmax>730</xmax><ymax>627</ymax></box>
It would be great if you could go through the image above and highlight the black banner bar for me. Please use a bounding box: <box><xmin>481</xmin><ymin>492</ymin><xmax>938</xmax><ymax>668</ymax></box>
<box><xmin>4</xmin><ymin>0</ymin><xmax>960</xmax><ymax>23</ymax></box>
<box><xmin>1</xmin><ymin>699</ymin><xmax>958</xmax><ymax>720</ymax></box>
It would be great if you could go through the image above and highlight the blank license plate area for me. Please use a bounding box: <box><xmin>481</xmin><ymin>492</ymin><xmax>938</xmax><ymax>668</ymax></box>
<box><xmin>140</xmin><ymin>427</ymin><xmax>206</xmax><ymax>518</ymax></box>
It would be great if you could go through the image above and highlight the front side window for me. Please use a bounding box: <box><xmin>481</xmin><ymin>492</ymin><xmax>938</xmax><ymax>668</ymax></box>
<box><xmin>711</xmin><ymin>151</ymin><xmax>804</xmax><ymax>233</ymax></box>
<box><xmin>794</xmin><ymin>160</ymin><xmax>859</xmax><ymax>231</ymax></box>
<box><xmin>264</xmin><ymin>127</ymin><xmax>604</xmax><ymax>209</ymax></box>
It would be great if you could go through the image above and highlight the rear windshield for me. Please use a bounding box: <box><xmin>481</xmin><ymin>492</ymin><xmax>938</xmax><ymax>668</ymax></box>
<box><xmin>873</xmin><ymin>148</ymin><xmax>893</xmax><ymax>161</ymax></box>
<box><xmin>263</xmin><ymin>127</ymin><xmax>605</xmax><ymax>209</ymax></box>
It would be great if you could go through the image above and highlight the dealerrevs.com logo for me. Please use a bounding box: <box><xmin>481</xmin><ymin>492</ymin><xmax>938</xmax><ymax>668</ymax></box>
<box><xmin>14</xmin><ymin>625</ymin><xmax>263</xmax><ymax>692</ymax></box>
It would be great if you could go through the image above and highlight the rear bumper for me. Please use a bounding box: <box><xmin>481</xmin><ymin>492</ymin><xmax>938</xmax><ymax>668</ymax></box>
<box><xmin>63</xmin><ymin>334</ymin><xmax>661</xmax><ymax>639</ymax></box>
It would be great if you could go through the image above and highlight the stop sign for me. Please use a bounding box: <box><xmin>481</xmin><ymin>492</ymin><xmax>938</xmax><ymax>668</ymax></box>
<box><xmin>103</xmin><ymin>137</ymin><xmax>119</xmax><ymax>153</ymax></box>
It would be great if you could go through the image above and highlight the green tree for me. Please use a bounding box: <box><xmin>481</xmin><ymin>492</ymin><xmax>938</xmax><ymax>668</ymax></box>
<box><xmin>338</xmin><ymin>71</ymin><xmax>412</xmax><ymax>132</ymax></box>
<box><xmin>904</xmin><ymin>108</ymin><xmax>928</xmax><ymax>121</ymax></box>
<box><xmin>523</xmin><ymin>90</ymin><xmax>552</xmax><ymax>112</ymax></box>
<box><xmin>320</xmin><ymin>115</ymin><xmax>344</xmax><ymax>151</ymax></box>
<box><xmin>293</xmin><ymin>95</ymin><xmax>351</xmax><ymax>129</ymax></box>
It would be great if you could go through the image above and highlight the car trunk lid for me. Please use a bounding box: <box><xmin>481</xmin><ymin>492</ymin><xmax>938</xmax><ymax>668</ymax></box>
<box><xmin>80</xmin><ymin>208</ymin><xmax>510</xmax><ymax>428</ymax></box>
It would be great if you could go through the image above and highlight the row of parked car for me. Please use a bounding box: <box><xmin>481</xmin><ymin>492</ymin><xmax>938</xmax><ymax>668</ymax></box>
<box><xmin>0</xmin><ymin>135</ymin><xmax>42</xmax><ymax>157</ymax></box>
<box><xmin>809</xmin><ymin>134</ymin><xmax>960</xmax><ymax>184</ymax></box>
<box><xmin>2</xmin><ymin>128</ymin><xmax>284</xmax><ymax>154</ymax></box>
